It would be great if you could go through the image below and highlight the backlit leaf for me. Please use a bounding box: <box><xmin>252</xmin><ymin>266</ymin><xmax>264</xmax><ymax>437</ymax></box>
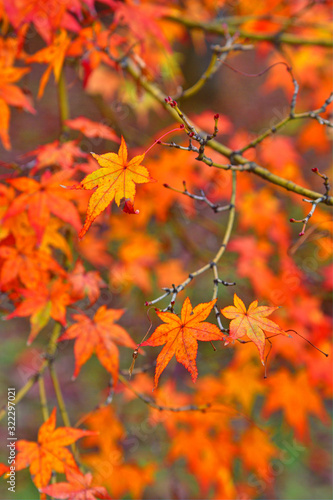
<box><xmin>142</xmin><ymin>297</ymin><xmax>224</xmax><ymax>388</ymax></box>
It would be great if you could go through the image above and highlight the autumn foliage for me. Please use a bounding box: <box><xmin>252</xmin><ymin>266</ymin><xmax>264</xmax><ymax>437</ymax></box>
<box><xmin>0</xmin><ymin>1</ymin><xmax>332</xmax><ymax>499</ymax></box>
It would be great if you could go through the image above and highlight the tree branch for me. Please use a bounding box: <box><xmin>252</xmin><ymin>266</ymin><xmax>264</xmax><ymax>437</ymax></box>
<box><xmin>164</xmin><ymin>15</ymin><xmax>333</xmax><ymax>48</ymax></box>
<box><xmin>124</xmin><ymin>58</ymin><xmax>333</xmax><ymax>206</ymax></box>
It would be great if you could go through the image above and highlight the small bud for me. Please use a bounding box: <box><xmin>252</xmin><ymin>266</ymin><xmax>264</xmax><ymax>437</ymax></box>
<box><xmin>144</xmin><ymin>301</ymin><xmax>150</xmax><ymax>306</ymax></box>
<box><xmin>289</xmin><ymin>218</ymin><xmax>295</xmax><ymax>223</ymax></box>
<box><xmin>157</xmin><ymin>140</ymin><xmax>161</xmax><ymax>144</ymax></box>
<box><xmin>312</xmin><ymin>167</ymin><xmax>319</xmax><ymax>173</ymax></box>
<box><xmin>214</xmin><ymin>113</ymin><xmax>219</xmax><ymax>120</ymax></box>
<box><xmin>189</xmin><ymin>132</ymin><xmax>194</xmax><ymax>137</ymax></box>
<box><xmin>179</xmin><ymin>124</ymin><xmax>185</xmax><ymax>129</ymax></box>
<box><xmin>171</xmin><ymin>300</ymin><xmax>175</xmax><ymax>305</ymax></box>
<box><xmin>163</xmin><ymin>183</ymin><xmax>169</xmax><ymax>188</ymax></box>
<box><xmin>154</xmin><ymin>307</ymin><xmax>159</xmax><ymax>312</ymax></box>
<box><xmin>172</xmin><ymin>100</ymin><xmax>177</xmax><ymax>106</ymax></box>
<box><xmin>299</xmin><ymin>231</ymin><xmax>305</xmax><ymax>236</ymax></box>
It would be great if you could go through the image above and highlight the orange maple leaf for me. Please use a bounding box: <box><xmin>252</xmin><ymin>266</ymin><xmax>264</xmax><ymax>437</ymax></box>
<box><xmin>0</xmin><ymin>242</ymin><xmax>64</xmax><ymax>289</ymax></box>
<box><xmin>5</xmin><ymin>171</ymin><xmax>81</xmax><ymax>243</ymax></box>
<box><xmin>26</xmin><ymin>29</ymin><xmax>71</xmax><ymax>98</ymax></box>
<box><xmin>15</xmin><ymin>408</ymin><xmax>96</xmax><ymax>489</ymax></box>
<box><xmin>81</xmin><ymin>406</ymin><xmax>156</xmax><ymax>499</ymax></box>
<box><xmin>40</xmin><ymin>466</ymin><xmax>112</xmax><ymax>500</ymax></box>
<box><xmin>75</xmin><ymin>136</ymin><xmax>155</xmax><ymax>238</ymax></box>
<box><xmin>6</xmin><ymin>279</ymin><xmax>72</xmax><ymax>344</ymax></box>
<box><xmin>0</xmin><ymin>37</ymin><xmax>35</xmax><ymax>149</ymax></box>
<box><xmin>262</xmin><ymin>369</ymin><xmax>329</xmax><ymax>441</ymax></box>
<box><xmin>68</xmin><ymin>260</ymin><xmax>106</xmax><ymax>304</ymax></box>
<box><xmin>221</xmin><ymin>293</ymin><xmax>288</xmax><ymax>364</ymax></box>
<box><xmin>141</xmin><ymin>297</ymin><xmax>224</xmax><ymax>388</ymax></box>
<box><xmin>58</xmin><ymin>305</ymin><xmax>136</xmax><ymax>383</ymax></box>
<box><xmin>25</xmin><ymin>139</ymin><xmax>87</xmax><ymax>172</ymax></box>
<box><xmin>2</xmin><ymin>0</ymin><xmax>82</xmax><ymax>44</ymax></box>
<box><xmin>65</xmin><ymin>116</ymin><xmax>120</xmax><ymax>143</ymax></box>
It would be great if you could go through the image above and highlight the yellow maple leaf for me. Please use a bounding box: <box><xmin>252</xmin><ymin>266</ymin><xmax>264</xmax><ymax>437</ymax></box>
<box><xmin>76</xmin><ymin>136</ymin><xmax>155</xmax><ymax>238</ymax></box>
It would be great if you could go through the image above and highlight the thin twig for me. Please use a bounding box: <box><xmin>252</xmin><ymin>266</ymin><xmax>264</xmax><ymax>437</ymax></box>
<box><xmin>0</xmin><ymin>324</ymin><xmax>62</xmax><ymax>423</ymax></box>
<box><xmin>147</xmin><ymin>172</ymin><xmax>237</xmax><ymax>324</ymax></box>
<box><xmin>290</xmin><ymin>196</ymin><xmax>325</xmax><ymax>236</ymax></box>
<box><xmin>164</xmin><ymin>181</ymin><xmax>232</xmax><ymax>213</ymax></box>
<box><xmin>239</xmin><ymin>91</ymin><xmax>332</xmax><ymax>154</ymax></box>
<box><xmin>177</xmin><ymin>36</ymin><xmax>253</xmax><ymax>100</ymax></box>
<box><xmin>38</xmin><ymin>376</ymin><xmax>49</xmax><ymax>422</ymax></box>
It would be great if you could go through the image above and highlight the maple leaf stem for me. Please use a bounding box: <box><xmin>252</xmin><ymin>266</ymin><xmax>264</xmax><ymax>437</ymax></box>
<box><xmin>144</xmin><ymin>127</ymin><xmax>185</xmax><ymax>155</ymax></box>
<box><xmin>49</xmin><ymin>362</ymin><xmax>78</xmax><ymax>457</ymax></box>
<box><xmin>49</xmin><ymin>364</ymin><xmax>71</xmax><ymax>427</ymax></box>
<box><xmin>0</xmin><ymin>323</ymin><xmax>61</xmax><ymax>423</ymax></box>
<box><xmin>38</xmin><ymin>376</ymin><xmax>50</xmax><ymax>422</ymax></box>
<box><xmin>57</xmin><ymin>69</ymin><xmax>70</xmax><ymax>135</ymax></box>
<box><xmin>285</xmin><ymin>329</ymin><xmax>329</xmax><ymax>357</ymax></box>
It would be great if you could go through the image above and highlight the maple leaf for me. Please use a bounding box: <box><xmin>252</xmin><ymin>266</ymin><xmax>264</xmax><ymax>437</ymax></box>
<box><xmin>75</xmin><ymin>136</ymin><xmax>155</xmax><ymax>238</ymax></box>
<box><xmin>110</xmin><ymin>234</ymin><xmax>160</xmax><ymax>293</ymax></box>
<box><xmin>26</xmin><ymin>29</ymin><xmax>71</xmax><ymax>98</ymax></box>
<box><xmin>39</xmin><ymin>216</ymin><xmax>73</xmax><ymax>262</ymax></box>
<box><xmin>141</xmin><ymin>297</ymin><xmax>224</xmax><ymax>388</ymax></box>
<box><xmin>0</xmin><ymin>242</ymin><xmax>64</xmax><ymax>289</ymax></box>
<box><xmin>0</xmin><ymin>463</ymin><xmax>9</xmax><ymax>476</ymax></box>
<box><xmin>25</xmin><ymin>139</ymin><xmax>87</xmax><ymax>172</ymax></box>
<box><xmin>65</xmin><ymin>117</ymin><xmax>120</xmax><ymax>143</ymax></box>
<box><xmin>6</xmin><ymin>279</ymin><xmax>72</xmax><ymax>344</ymax></box>
<box><xmin>221</xmin><ymin>294</ymin><xmax>288</xmax><ymax>364</ymax></box>
<box><xmin>40</xmin><ymin>467</ymin><xmax>112</xmax><ymax>500</ymax></box>
<box><xmin>2</xmin><ymin>0</ymin><xmax>82</xmax><ymax>44</ymax></box>
<box><xmin>15</xmin><ymin>408</ymin><xmax>97</xmax><ymax>489</ymax></box>
<box><xmin>0</xmin><ymin>37</ymin><xmax>35</xmax><ymax>149</ymax></box>
<box><xmin>239</xmin><ymin>426</ymin><xmax>279</xmax><ymax>479</ymax></box>
<box><xmin>262</xmin><ymin>369</ymin><xmax>329</xmax><ymax>441</ymax></box>
<box><xmin>5</xmin><ymin>171</ymin><xmax>81</xmax><ymax>243</ymax></box>
<box><xmin>81</xmin><ymin>406</ymin><xmax>156</xmax><ymax>499</ymax></box>
<box><xmin>109</xmin><ymin>0</ymin><xmax>171</xmax><ymax>51</ymax></box>
<box><xmin>58</xmin><ymin>305</ymin><xmax>136</xmax><ymax>383</ymax></box>
<box><xmin>68</xmin><ymin>260</ymin><xmax>106</xmax><ymax>304</ymax></box>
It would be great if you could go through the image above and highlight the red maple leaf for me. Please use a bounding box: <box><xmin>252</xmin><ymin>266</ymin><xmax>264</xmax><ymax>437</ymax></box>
<box><xmin>6</xmin><ymin>279</ymin><xmax>72</xmax><ymax>344</ymax></box>
<box><xmin>65</xmin><ymin>116</ymin><xmax>120</xmax><ymax>143</ymax></box>
<box><xmin>141</xmin><ymin>297</ymin><xmax>224</xmax><ymax>388</ymax></box>
<box><xmin>5</xmin><ymin>171</ymin><xmax>81</xmax><ymax>243</ymax></box>
<box><xmin>40</xmin><ymin>466</ymin><xmax>112</xmax><ymax>500</ymax></box>
<box><xmin>58</xmin><ymin>305</ymin><xmax>136</xmax><ymax>383</ymax></box>
<box><xmin>15</xmin><ymin>408</ymin><xmax>97</xmax><ymax>489</ymax></box>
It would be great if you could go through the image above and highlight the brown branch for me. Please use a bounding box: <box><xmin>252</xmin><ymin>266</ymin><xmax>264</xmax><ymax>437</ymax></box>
<box><xmin>147</xmin><ymin>171</ymin><xmax>236</xmax><ymax>323</ymax></box>
<box><xmin>163</xmin><ymin>15</ymin><xmax>333</xmax><ymax>48</ymax></box>
<box><xmin>124</xmin><ymin>58</ymin><xmax>333</xmax><ymax>206</ymax></box>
